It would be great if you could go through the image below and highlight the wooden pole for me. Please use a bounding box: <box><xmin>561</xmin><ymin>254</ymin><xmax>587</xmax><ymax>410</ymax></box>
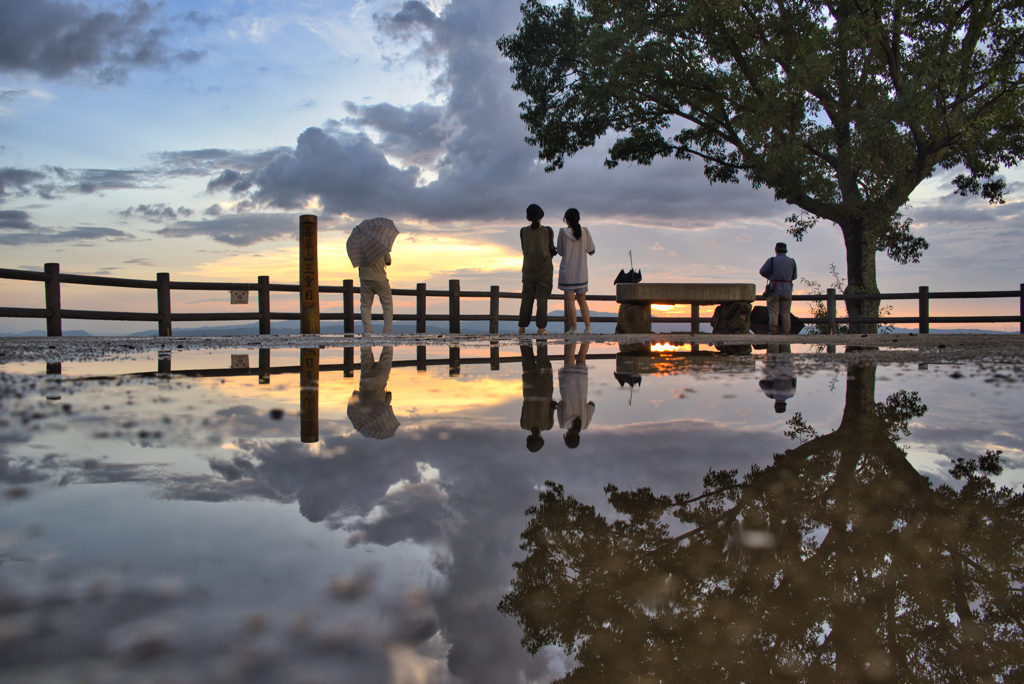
<box><xmin>299</xmin><ymin>215</ymin><xmax>320</xmax><ymax>334</ymax></box>
<box><xmin>300</xmin><ymin>348</ymin><xmax>319</xmax><ymax>443</ymax></box>
<box><xmin>157</xmin><ymin>272</ymin><xmax>171</xmax><ymax>337</ymax></box>
<box><xmin>44</xmin><ymin>263</ymin><xmax>62</xmax><ymax>337</ymax></box>
<box><xmin>689</xmin><ymin>304</ymin><xmax>699</xmax><ymax>333</ymax></box>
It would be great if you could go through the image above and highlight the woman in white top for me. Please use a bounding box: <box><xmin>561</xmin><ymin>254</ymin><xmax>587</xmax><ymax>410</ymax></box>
<box><xmin>556</xmin><ymin>208</ymin><xmax>596</xmax><ymax>334</ymax></box>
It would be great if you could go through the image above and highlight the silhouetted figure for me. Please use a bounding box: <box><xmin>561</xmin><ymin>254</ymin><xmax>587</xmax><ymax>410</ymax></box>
<box><xmin>347</xmin><ymin>346</ymin><xmax>399</xmax><ymax>438</ymax></box>
<box><xmin>759</xmin><ymin>344</ymin><xmax>796</xmax><ymax>413</ymax></box>
<box><xmin>759</xmin><ymin>241</ymin><xmax>798</xmax><ymax>334</ymax></box>
<box><xmin>557</xmin><ymin>342</ymin><xmax>595</xmax><ymax>448</ymax></box>
<box><xmin>521</xmin><ymin>342</ymin><xmax>556</xmax><ymax>452</ymax></box>
<box><xmin>519</xmin><ymin>203</ymin><xmax>556</xmax><ymax>334</ymax></box>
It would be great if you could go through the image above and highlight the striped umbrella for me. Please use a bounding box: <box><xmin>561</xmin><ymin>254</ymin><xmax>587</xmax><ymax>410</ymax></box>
<box><xmin>346</xmin><ymin>217</ymin><xmax>400</xmax><ymax>268</ymax></box>
<box><xmin>347</xmin><ymin>391</ymin><xmax>401</xmax><ymax>439</ymax></box>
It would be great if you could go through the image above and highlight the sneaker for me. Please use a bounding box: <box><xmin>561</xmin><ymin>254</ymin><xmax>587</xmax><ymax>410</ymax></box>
<box><xmin>538</xmin><ymin>328</ymin><xmax>547</xmax><ymax>334</ymax></box>
<box><xmin>584</xmin><ymin>327</ymin><xmax>593</xmax><ymax>335</ymax></box>
<box><xmin>519</xmin><ymin>327</ymin><xmax>526</xmax><ymax>334</ymax></box>
<box><xmin>565</xmin><ymin>328</ymin><xmax>578</xmax><ymax>335</ymax></box>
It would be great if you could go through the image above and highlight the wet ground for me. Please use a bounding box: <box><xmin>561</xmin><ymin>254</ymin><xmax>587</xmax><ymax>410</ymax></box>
<box><xmin>1</xmin><ymin>334</ymin><xmax>1022</xmax><ymax>683</ymax></box>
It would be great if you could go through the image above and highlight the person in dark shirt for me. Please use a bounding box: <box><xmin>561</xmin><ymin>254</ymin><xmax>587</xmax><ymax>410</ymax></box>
<box><xmin>759</xmin><ymin>242</ymin><xmax>798</xmax><ymax>334</ymax></box>
<box><xmin>518</xmin><ymin>204</ymin><xmax>556</xmax><ymax>334</ymax></box>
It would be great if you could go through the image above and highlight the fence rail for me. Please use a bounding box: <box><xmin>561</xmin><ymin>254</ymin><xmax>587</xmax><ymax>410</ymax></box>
<box><xmin>1</xmin><ymin>265</ymin><xmax>1022</xmax><ymax>336</ymax></box>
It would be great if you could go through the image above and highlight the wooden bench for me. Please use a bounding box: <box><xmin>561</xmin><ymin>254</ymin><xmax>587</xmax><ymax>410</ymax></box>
<box><xmin>615</xmin><ymin>283</ymin><xmax>757</xmax><ymax>333</ymax></box>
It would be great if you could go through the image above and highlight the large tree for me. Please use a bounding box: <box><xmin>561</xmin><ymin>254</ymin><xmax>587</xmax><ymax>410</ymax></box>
<box><xmin>497</xmin><ymin>0</ymin><xmax>1024</xmax><ymax>331</ymax></box>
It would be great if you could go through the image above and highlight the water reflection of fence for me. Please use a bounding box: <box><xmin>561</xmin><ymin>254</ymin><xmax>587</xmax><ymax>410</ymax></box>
<box><xmin>2</xmin><ymin>264</ymin><xmax>1022</xmax><ymax>335</ymax></box>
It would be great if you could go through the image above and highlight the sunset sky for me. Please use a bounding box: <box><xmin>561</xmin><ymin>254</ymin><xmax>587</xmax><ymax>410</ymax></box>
<box><xmin>2</xmin><ymin>0</ymin><xmax>1023</xmax><ymax>334</ymax></box>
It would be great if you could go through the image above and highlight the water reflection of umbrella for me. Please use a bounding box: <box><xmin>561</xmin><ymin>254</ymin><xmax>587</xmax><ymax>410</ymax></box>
<box><xmin>347</xmin><ymin>218</ymin><xmax>399</xmax><ymax>268</ymax></box>
<box><xmin>347</xmin><ymin>391</ymin><xmax>400</xmax><ymax>439</ymax></box>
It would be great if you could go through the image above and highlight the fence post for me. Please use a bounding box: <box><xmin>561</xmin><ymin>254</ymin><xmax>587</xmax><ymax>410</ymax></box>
<box><xmin>690</xmin><ymin>304</ymin><xmax>699</xmax><ymax>333</ymax></box>
<box><xmin>826</xmin><ymin>288</ymin><xmax>836</xmax><ymax>335</ymax></box>
<box><xmin>1019</xmin><ymin>284</ymin><xmax>1023</xmax><ymax>334</ymax></box>
<box><xmin>44</xmin><ymin>263</ymin><xmax>62</xmax><ymax>337</ymax></box>
<box><xmin>343</xmin><ymin>279</ymin><xmax>354</xmax><ymax>334</ymax></box>
<box><xmin>157</xmin><ymin>272</ymin><xmax>171</xmax><ymax>337</ymax></box>
<box><xmin>258</xmin><ymin>276</ymin><xmax>270</xmax><ymax>335</ymax></box>
<box><xmin>416</xmin><ymin>283</ymin><xmax>426</xmax><ymax>333</ymax></box>
<box><xmin>299</xmin><ymin>215</ymin><xmax>320</xmax><ymax>334</ymax></box>
<box><xmin>919</xmin><ymin>286</ymin><xmax>929</xmax><ymax>334</ymax></box>
<box><xmin>449</xmin><ymin>279</ymin><xmax>461</xmax><ymax>334</ymax></box>
<box><xmin>489</xmin><ymin>286</ymin><xmax>500</xmax><ymax>334</ymax></box>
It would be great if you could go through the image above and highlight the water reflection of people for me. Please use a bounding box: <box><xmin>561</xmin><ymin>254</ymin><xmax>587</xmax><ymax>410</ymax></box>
<box><xmin>520</xmin><ymin>342</ymin><xmax>556</xmax><ymax>452</ymax></box>
<box><xmin>759</xmin><ymin>343</ymin><xmax>796</xmax><ymax>413</ymax></box>
<box><xmin>557</xmin><ymin>342</ymin><xmax>595</xmax><ymax>448</ymax></box>
<box><xmin>347</xmin><ymin>346</ymin><xmax>399</xmax><ymax>439</ymax></box>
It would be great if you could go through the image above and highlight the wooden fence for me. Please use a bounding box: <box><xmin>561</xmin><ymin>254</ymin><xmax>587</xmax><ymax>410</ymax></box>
<box><xmin>1</xmin><ymin>264</ymin><xmax>1022</xmax><ymax>335</ymax></box>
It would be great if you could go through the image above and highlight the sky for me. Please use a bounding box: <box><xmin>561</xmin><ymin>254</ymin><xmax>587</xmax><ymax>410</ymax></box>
<box><xmin>1</xmin><ymin>0</ymin><xmax>1023</xmax><ymax>334</ymax></box>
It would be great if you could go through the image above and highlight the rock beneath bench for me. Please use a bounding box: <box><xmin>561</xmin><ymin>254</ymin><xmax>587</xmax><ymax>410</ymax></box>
<box><xmin>710</xmin><ymin>301</ymin><xmax>752</xmax><ymax>334</ymax></box>
<box><xmin>615</xmin><ymin>302</ymin><xmax>651</xmax><ymax>334</ymax></box>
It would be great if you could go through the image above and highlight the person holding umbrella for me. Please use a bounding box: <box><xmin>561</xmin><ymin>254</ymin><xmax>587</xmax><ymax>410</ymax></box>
<box><xmin>347</xmin><ymin>218</ymin><xmax>400</xmax><ymax>335</ymax></box>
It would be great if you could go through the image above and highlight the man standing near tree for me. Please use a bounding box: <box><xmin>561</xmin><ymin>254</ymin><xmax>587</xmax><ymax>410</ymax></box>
<box><xmin>760</xmin><ymin>242</ymin><xmax>797</xmax><ymax>335</ymax></box>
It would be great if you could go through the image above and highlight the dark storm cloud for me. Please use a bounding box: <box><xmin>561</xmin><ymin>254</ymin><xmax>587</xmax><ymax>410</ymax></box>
<box><xmin>156</xmin><ymin>212</ymin><xmax>300</xmax><ymax>246</ymax></box>
<box><xmin>0</xmin><ymin>0</ymin><xmax>203</xmax><ymax>84</ymax></box>
<box><xmin>244</xmin><ymin>127</ymin><xmax>421</xmax><ymax>214</ymax></box>
<box><xmin>337</xmin><ymin>101</ymin><xmax>447</xmax><ymax>167</ymax></box>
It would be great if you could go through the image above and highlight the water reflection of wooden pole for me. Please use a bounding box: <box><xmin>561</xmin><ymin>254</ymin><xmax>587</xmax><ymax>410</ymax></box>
<box><xmin>44</xmin><ymin>362</ymin><xmax>61</xmax><ymax>400</ymax></box>
<box><xmin>343</xmin><ymin>347</ymin><xmax>354</xmax><ymax>377</ymax></box>
<box><xmin>449</xmin><ymin>347</ymin><xmax>460</xmax><ymax>376</ymax></box>
<box><xmin>299</xmin><ymin>215</ymin><xmax>320</xmax><ymax>335</ymax></box>
<box><xmin>417</xmin><ymin>346</ymin><xmax>427</xmax><ymax>372</ymax></box>
<box><xmin>490</xmin><ymin>342</ymin><xmax>500</xmax><ymax>370</ymax></box>
<box><xmin>158</xmin><ymin>352</ymin><xmax>171</xmax><ymax>374</ymax></box>
<box><xmin>258</xmin><ymin>348</ymin><xmax>270</xmax><ymax>384</ymax></box>
<box><xmin>300</xmin><ymin>348</ymin><xmax>319</xmax><ymax>443</ymax></box>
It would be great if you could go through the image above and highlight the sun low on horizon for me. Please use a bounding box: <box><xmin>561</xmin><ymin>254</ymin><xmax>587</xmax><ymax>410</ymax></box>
<box><xmin>184</xmin><ymin>232</ymin><xmax>523</xmax><ymax>287</ymax></box>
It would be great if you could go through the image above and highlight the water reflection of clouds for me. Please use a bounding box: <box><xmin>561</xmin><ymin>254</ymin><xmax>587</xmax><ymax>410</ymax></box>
<box><xmin>3</xmin><ymin>354</ymin><xmax>1024</xmax><ymax>682</ymax></box>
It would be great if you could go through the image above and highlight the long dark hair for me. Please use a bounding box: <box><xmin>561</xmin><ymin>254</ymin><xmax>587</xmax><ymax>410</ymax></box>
<box><xmin>564</xmin><ymin>208</ymin><xmax>581</xmax><ymax>240</ymax></box>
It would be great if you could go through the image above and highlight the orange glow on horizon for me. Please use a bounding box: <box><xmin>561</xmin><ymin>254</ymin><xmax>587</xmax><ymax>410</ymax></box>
<box><xmin>650</xmin><ymin>342</ymin><xmax>692</xmax><ymax>352</ymax></box>
<box><xmin>184</xmin><ymin>234</ymin><xmax>522</xmax><ymax>286</ymax></box>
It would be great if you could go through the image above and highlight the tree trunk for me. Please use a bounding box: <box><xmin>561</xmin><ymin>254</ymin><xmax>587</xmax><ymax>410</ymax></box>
<box><xmin>842</xmin><ymin>221</ymin><xmax>881</xmax><ymax>334</ymax></box>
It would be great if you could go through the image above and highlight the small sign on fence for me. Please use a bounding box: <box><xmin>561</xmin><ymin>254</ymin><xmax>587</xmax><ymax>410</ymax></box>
<box><xmin>231</xmin><ymin>354</ymin><xmax>250</xmax><ymax>369</ymax></box>
<box><xmin>231</xmin><ymin>290</ymin><xmax>249</xmax><ymax>305</ymax></box>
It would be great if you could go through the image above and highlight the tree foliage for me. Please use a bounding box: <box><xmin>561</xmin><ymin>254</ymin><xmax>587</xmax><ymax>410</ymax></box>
<box><xmin>498</xmin><ymin>0</ymin><xmax>1024</xmax><ymax>329</ymax></box>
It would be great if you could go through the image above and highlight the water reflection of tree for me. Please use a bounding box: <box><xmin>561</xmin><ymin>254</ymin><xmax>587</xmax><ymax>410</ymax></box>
<box><xmin>498</xmin><ymin>364</ymin><xmax>1024</xmax><ymax>683</ymax></box>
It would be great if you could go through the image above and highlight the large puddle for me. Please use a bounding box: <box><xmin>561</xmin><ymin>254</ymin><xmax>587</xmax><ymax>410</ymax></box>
<box><xmin>2</xmin><ymin>341</ymin><xmax>1023</xmax><ymax>682</ymax></box>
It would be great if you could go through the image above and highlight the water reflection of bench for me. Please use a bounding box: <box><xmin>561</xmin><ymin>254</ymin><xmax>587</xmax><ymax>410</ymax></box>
<box><xmin>616</xmin><ymin>283</ymin><xmax>757</xmax><ymax>333</ymax></box>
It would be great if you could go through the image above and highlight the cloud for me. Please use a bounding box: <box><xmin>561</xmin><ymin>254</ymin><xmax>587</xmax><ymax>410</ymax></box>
<box><xmin>119</xmin><ymin>203</ymin><xmax>193</xmax><ymax>222</ymax></box>
<box><xmin>0</xmin><ymin>224</ymin><xmax>134</xmax><ymax>246</ymax></box>
<box><xmin>337</xmin><ymin>101</ymin><xmax>447</xmax><ymax>167</ymax></box>
<box><xmin>0</xmin><ymin>167</ymin><xmax>48</xmax><ymax>202</ymax></box>
<box><xmin>157</xmin><ymin>213</ymin><xmax>300</xmax><ymax>246</ymax></box>
<box><xmin>651</xmin><ymin>242</ymin><xmax>664</xmax><ymax>250</ymax></box>
<box><xmin>0</xmin><ymin>0</ymin><xmax>203</xmax><ymax>84</ymax></box>
<box><xmin>176</xmin><ymin>0</ymin><xmax>784</xmax><ymax>231</ymax></box>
